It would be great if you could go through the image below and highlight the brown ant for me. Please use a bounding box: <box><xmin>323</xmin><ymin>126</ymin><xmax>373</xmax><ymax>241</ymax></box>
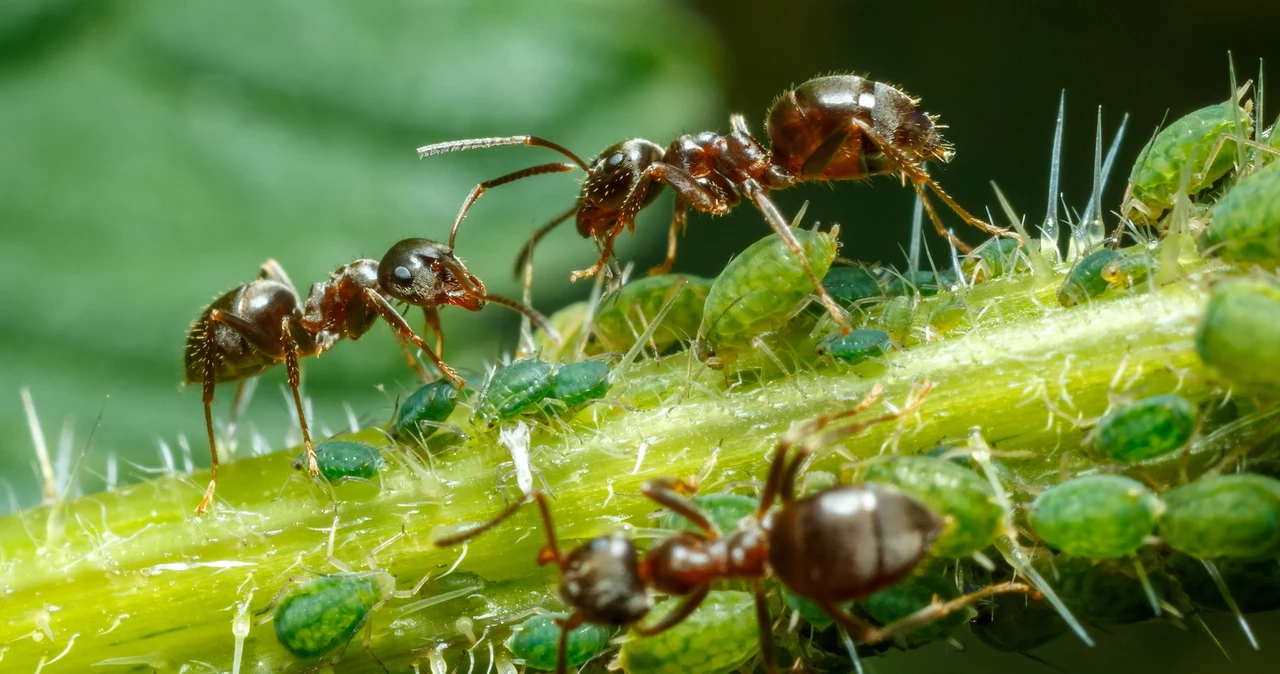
<box><xmin>184</xmin><ymin>239</ymin><xmax>556</xmax><ymax>514</ymax></box>
<box><xmin>416</xmin><ymin>74</ymin><xmax>1008</xmax><ymax>336</ymax></box>
<box><xmin>433</xmin><ymin>382</ymin><xmax>1031</xmax><ymax>673</ymax></box>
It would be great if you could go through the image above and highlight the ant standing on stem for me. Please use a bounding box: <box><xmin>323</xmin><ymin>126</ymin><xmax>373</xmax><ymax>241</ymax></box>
<box><xmin>185</xmin><ymin>239</ymin><xmax>557</xmax><ymax>514</ymax></box>
<box><xmin>415</xmin><ymin>74</ymin><xmax>1009</xmax><ymax>336</ymax></box>
<box><xmin>433</xmin><ymin>382</ymin><xmax>1032</xmax><ymax>674</ymax></box>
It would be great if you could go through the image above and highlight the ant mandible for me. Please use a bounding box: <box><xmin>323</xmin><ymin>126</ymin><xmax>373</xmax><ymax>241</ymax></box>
<box><xmin>416</xmin><ymin>74</ymin><xmax>1010</xmax><ymax>336</ymax></box>
<box><xmin>185</xmin><ymin>239</ymin><xmax>556</xmax><ymax>514</ymax></box>
<box><xmin>433</xmin><ymin>382</ymin><xmax>1031</xmax><ymax>674</ymax></box>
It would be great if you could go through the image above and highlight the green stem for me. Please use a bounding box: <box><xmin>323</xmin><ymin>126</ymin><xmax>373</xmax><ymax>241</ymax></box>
<box><xmin>0</xmin><ymin>268</ymin><xmax>1213</xmax><ymax>672</ymax></box>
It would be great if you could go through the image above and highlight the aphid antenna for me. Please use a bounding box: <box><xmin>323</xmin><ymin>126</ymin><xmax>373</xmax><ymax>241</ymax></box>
<box><xmin>1041</xmin><ymin>90</ymin><xmax>1066</xmax><ymax>262</ymax></box>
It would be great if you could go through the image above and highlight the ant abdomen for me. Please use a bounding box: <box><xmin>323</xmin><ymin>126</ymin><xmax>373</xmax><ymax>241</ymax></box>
<box><xmin>185</xmin><ymin>280</ymin><xmax>310</xmax><ymax>385</ymax></box>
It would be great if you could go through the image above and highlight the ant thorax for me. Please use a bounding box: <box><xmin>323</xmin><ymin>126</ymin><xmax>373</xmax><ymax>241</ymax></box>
<box><xmin>302</xmin><ymin>259</ymin><xmax>380</xmax><ymax>352</ymax></box>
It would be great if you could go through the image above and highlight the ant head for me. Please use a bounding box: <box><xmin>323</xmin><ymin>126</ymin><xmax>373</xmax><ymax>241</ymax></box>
<box><xmin>559</xmin><ymin>534</ymin><xmax>652</xmax><ymax>626</ymax></box>
<box><xmin>378</xmin><ymin>238</ymin><xmax>487</xmax><ymax>311</ymax></box>
<box><xmin>576</xmin><ymin>139</ymin><xmax>665</xmax><ymax>237</ymax></box>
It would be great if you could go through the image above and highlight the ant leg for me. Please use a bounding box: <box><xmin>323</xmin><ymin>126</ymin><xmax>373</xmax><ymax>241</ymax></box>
<box><xmin>393</xmin><ymin>336</ymin><xmax>432</xmax><ymax>382</ymax></box>
<box><xmin>416</xmin><ymin>135</ymin><xmax>590</xmax><ymax>171</ymax></box>
<box><xmin>917</xmin><ymin>186</ymin><xmax>975</xmax><ymax>254</ymax></box>
<box><xmin>740</xmin><ymin>180</ymin><xmax>852</xmax><ymax>335</ymax></box>
<box><xmin>362</xmin><ymin>289</ymin><xmax>465</xmax><ymax>387</ymax></box>
<box><xmin>448</xmin><ymin>162</ymin><xmax>579</xmax><ymax>249</ymax></box>
<box><xmin>423</xmin><ymin>306</ymin><xmax>444</xmax><ymax>359</ymax></box>
<box><xmin>553</xmin><ymin>611</ymin><xmax>584</xmax><ymax>674</ymax></box>
<box><xmin>570</xmin><ymin>224</ymin><xmax>625</xmax><ymax>282</ymax></box>
<box><xmin>258</xmin><ymin>258</ymin><xmax>296</xmax><ymax>291</ymax></box>
<box><xmin>431</xmin><ymin>497</ymin><xmax>528</xmax><ymax>547</ymax></box>
<box><xmin>280</xmin><ymin>317</ymin><xmax>317</xmax><ymax>476</ymax></box>
<box><xmin>632</xmin><ymin>584</ymin><xmax>710</xmax><ymax>636</ymax></box>
<box><xmin>513</xmin><ymin>203</ymin><xmax>580</xmax><ymax>279</ymax></box>
<box><xmin>531</xmin><ymin>492</ymin><xmax>567</xmax><ymax>568</ymax></box>
<box><xmin>641</xmin><ymin>477</ymin><xmax>718</xmax><ymax>537</ymax></box>
<box><xmin>226</xmin><ymin>379</ymin><xmax>250</xmax><ymax>443</ymax></box>
<box><xmin>196</xmin><ymin>316</ymin><xmax>221</xmax><ymax>515</ymax></box>
<box><xmin>831</xmin><ymin>582</ymin><xmax>1033</xmax><ymax>644</ymax></box>
<box><xmin>649</xmin><ymin>200</ymin><xmax>688</xmax><ymax>276</ymax></box>
<box><xmin>752</xmin><ymin>579</ymin><xmax>778</xmax><ymax>674</ymax></box>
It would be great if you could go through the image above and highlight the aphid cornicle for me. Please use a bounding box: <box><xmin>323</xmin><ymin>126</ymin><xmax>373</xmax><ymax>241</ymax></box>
<box><xmin>1028</xmin><ymin>475</ymin><xmax>1163</xmax><ymax>559</ymax></box>
<box><xmin>1196</xmin><ymin>278</ymin><xmax>1280</xmax><ymax>395</ymax></box>
<box><xmin>416</xmin><ymin>74</ymin><xmax>1009</xmax><ymax>335</ymax></box>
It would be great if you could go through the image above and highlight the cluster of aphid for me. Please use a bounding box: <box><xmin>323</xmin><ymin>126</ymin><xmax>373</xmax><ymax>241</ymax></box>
<box><xmin>174</xmin><ymin>69</ymin><xmax>1280</xmax><ymax>674</ymax></box>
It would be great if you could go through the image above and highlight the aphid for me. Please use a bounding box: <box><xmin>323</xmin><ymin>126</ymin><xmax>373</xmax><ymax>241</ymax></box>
<box><xmin>701</xmin><ymin>227</ymin><xmax>839</xmax><ymax>348</ymax></box>
<box><xmin>656</xmin><ymin>492</ymin><xmax>759</xmax><ymax>535</ymax></box>
<box><xmin>548</xmin><ymin>360</ymin><xmax>613</xmax><ymax>408</ymax></box>
<box><xmin>925</xmin><ymin>293</ymin><xmax>968</xmax><ymax>338</ymax></box>
<box><xmin>185</xmin><ymin>241</ymin><xmax>553</xmax><ymax>513</ymax></box>
<box><xmin>392</xmin><ymin>379</ymin><xmax>460</xmax><ymax>443</ymax></box>
<box><xmin>859</xmin><ymin>455</ymin><xmax>1004</xmax><ymax>558</ymax></box>
<box><xmin>1195</xmin><ymin>278</ymin><xmax>1280</xmax><ymax>395</ymax></box>
<box><xmin>878</xmin><ymin>295</ymin><xmax>915</xmax><ymax>344</ymax></box>
<box><xmin>1088</xmin><ymin>394</ymin><xmax>1198</xmax><ymax>462</ymax></box>
<box><xmin>1159</xmin><ymin>473</ymin><xmax>1280</xmax><ymax>559</ymax></box>
<box><xmin>1167</xmin><ymin>553</ymin><xmax>1280</xmax><ymax>614</ymax></box>
<box><xmin>617</xmin><ymin>590</ymin><xmax>760</xmax><ymax>674</ymax></box>
<box><xmin>479</xmin><ymin>358</ymin><xmax>557</xmax><ymax>423</ymax></box>
<box><xmin>1123</xmin><ymin>94</ymin><xmax>1254</xmax><ymax>224</ymax></box>
<box><xmin>1028</xmin><ymin>475</ymin><xmax>1163</xmax><ymax>558</ymax></box>
<box><xmin>292</xmin><ymin>440</ymin><xmax>385</xmax><ymax>485</ymax></box>
<box><xmin>884</xmin><ymin>269</ymin><xmax>950</xmax><ymax>297</ymax></box>
<box><xmin>506</xmin><ymin>612</ymin><xmax>613</xmax><ymax>672</ymax></box>
<box><xmin>1201</xmin><ymin>161</ymin><xmax>1280</xmax><ymax>263</ymax></box>
<box><xmin>961</xmin><ymin>237</ymin><xmax>1027</xmax><ymax>282</ymax></box>
<box><xmin>859</xmin><ymin>569</ymin><xmax>965</xmax><ymax>644</ymax></box>
<box><xmin>821</xmin><ymin>265</ymin><xmax>884</xmax><ymax>308</ymax></box>
<box><xmin>815</xmin><ymin>329</ymin><xmax>892</xmax><ymax>364</ymax></box>
<box><xmin>1056</xmin><ymin>248</ymin><xmax>1125</xmax><ymax>307</ymax></box>
<box><xmin>593</xmin><ymin>274</ymin><xmax>712</xmax><ymax>354</ymax></box>
<box><xmin>434</xmin><ymin>384</ymin><xmax>1029</xmax><ymax>674</ymax></box>
<box><xmin>417</xmin><ymin>74</ymin><xmax>1009</xmax><ymax>334</ymax></box>
<box><xmin>1099</xmin><ymin>248</ymin><xmax>1158</xmax><ymax>289</ymax></box>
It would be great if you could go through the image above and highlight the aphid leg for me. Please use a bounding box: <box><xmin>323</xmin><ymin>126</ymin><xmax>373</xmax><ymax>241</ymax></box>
<box><xmin>360</xmin><ymin>617</ymin><xmax>391</xmax><ymax>674</ymax></box>
<box><xmin>631</xmin><ymin>584</ymin><xmax>711</xmax><ymax>637</ymax></box>
<box><xmin>640</xmin><ymin>477</ymin><xmax>718</xmax><ymax>537</ymax></box>
<box><xmin>752</xmin><ymin>579</ymin><xmax>779</xmax><ymax>674</ymax></box>
<box><xmin>552</xmin><ymin>611</ymin><xmax>584</xmax><ymax>674</ymax></box>
<box><xmin>280</xmin><ymin>317</ymin><xmax>318</xmax><ymax>476</ymax></box>
<box><xmin>196</xmin><ymin>315</ymin><xmax>220</xmax><ymax>515</ymax></box>
<box><xmin>362</xmin><ymin>288</ymin><xmax>466</xmax><ymax>387</ymax></box>
<box><xmin>740</xmin><ymin>180</ymin><xmax>853</xmax><ymax>334</ymax></box>
<box><xmin>649</xmin><ymin>199</ymin><xmax>689</xmax><ymax>276</ymax></box>
<box><xmin>324</xmin><ymin>514</ymin><xmax>355</xmax><ymax>573</ymax></box>
<box><xmin>416</xmin><ymin>135</ymin><xmax>590</xmax><ymax>170</ymax></box>
<box><xmin>448</xmin><ymin>162</ymin><xmax>580</xmax><ymax>249</ymax></box>
<box><xmin>251</xmin><ymin>575</ymin><xmax>308</xmax><ymax>626</ymax></box>
<box><xmin>513</xmin><ymin>203</ymin><xmax>579</xmax><ymax>279</ymax></box>
<box><xmin>431</xmin><ymin>496</ymin><xmax>529</xmax><ymax>547</ymax></box>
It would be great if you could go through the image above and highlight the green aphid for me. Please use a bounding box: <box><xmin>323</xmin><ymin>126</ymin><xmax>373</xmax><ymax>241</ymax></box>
<box><xmin>701</xmin><ymin>229</ymin><xmax>838</xmax><ymax>349</ymax></box>
<box><xmin>656</xmin><ymin>493</ymin><xmax>758</xmax><ymax>534</ymax></box>
<box><xmin>1090</xmin><ymin>394</ymin><xmax>1198</xmax><ymax>462</ymax></box>
<box><xmin>816</xmin><ymin>329</ymin><xmax>892</xmax><ymax>364</ymax></box>
<box><xmin>1167</xmin><ymin>553</ymin><xmax>1280</xmax><ymax>614</ymax></box>
<box><xmin>272</xmin><ymin>573</ymin><xmax>387</xmax><ymax>659</ymax></box>
<box><xmin>885</xmin><ymin>270</ymin><xmax>948</xmax><ymax>297</ymax></box>
<box><xmin>482</xmin><ymin>358</ymin><xmax>556</xmax><ymax>421</ymax></box>
<box><xmin>505</xmin><ymin>612</ymin><xmax>613</xmax><ymax>671</ymax></box>
<box><xmin>1159</xmin><ymin>473</ymin><xmax>1280</xmax><ymax>560</ymax></box>
<box><xmin>1050</xmin><ymin>556</ymin><xmax>1165</xmax><ymax>625</ymax></box>
<box><xmin>926</xmin><ymin>294</ymin><xmax>968</xmax><ymax>337</ymax></box>
<box><xmin>594</xmin><ymin>274</ymin><xmax>712</xmax><ymax>353</ymax></box>
<box><xmin>860</xmin><ymin>456</ymin><xmax>1003</xmax><ymax>558</ymax></box>
<box><xmin>962</xmin><ymin>238</ymin><xmax>1027</xmax><ymax>282</ymax></box>
<box><xmin>860</xmin><ymin>572</ymin><xmax>965</xmax><ymax>644</ymax></box>
<box><xmin>879</xmin><ymin>295</ymin><xmax>915</xmax><ymax>344</ymax></box>
<box><xmin>293</xmin><ymin>441</ymin><xmax>385</xmax><ymax>484</ymax></box>
<box><xmin>1100</xmin><ymin>249</ymin><xmax>1157</xmax><ymax>289</ymax></box>
<box><xmin>1126</xmin><ymin>97</ymin><xmax>1254</xmax><ymax>224</ymax></box>
<box><xmin>1057</xmin><ymin>248</ymin><xmax>1125</xmax><ymax>307</ymax></box>
<box><xmin>1028</xmin><ymin>475</ymin><xmax>1163</xmax><ymax>559</ymax></box>
<box><xmin>549</xmin><ymin>360</ymin><xmax>613</xmax><ymax>408</ymax></box>
<box><xmin>392</xmin><ymin>380</ymin><xmax>460</xmax><ymax>442</ymax></box>
<box><xmin>1196</xmin><ymin>278</ymin><xmax>1280</xmax><ymax>395</ymax></box>
<box><xmin>781</xmin><ymin>586</ymin><xmax>833</xmax><ymax>629</ymax></box>
<box><xmin>822</xmin><ymin>265</ymin><xmax>884</xmax><ymax>307</ymax></box>
<box><xmin>1201</xmin><ymin>161</ymin><xmax>1280</xmax><ymax>263</ymax></box>
<box><xmin>618</xmin><ymin>590</ymin><xmax>759</xmax><ymax>674</ymax></box>
<box><xmin>971</xmin><ymin>591</ymin><xmax>1067</xmax><ymax>653</ymax></box>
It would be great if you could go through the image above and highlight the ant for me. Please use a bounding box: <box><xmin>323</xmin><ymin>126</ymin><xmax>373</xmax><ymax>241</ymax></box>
<box><xmin>184</xmin><ymin>239</ymin><xmax>556</xmax><ymax>514</ymax></box>
<box><xmin>433</xmin><ymin>382</ymin><xmax>1031</xmax><ymax>674</ymax></box>
<box><xmin>416</xmin><ymin>74</ymin><xmax>1009</xmax><ymax>336</ymax></box>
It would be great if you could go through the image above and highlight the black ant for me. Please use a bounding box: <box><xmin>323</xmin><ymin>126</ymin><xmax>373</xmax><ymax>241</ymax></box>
<box><xmin>416</xmin><ymin>74</ymin><xmax>1009</xmax><ymax>336</ymax></box>
<box><xmin>433</xmin><ymin>382</ymin><xmax>1031</xmax><ymax>674</ymax></box>
<box><xmin>184</xmin><ymin>239</ymin><xmax>556</xmax><ymax>514</ymax></box>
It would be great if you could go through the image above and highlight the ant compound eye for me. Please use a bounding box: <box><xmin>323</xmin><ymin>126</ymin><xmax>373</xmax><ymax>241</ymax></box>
<box><xmin>393</xmin><ymin>266</ymin><xmax>412</xmax><ymax>284</ymax></box>
<box><xmin>605</xmin><ymin>152</ymin><xmax>625</xmax><ymax>169</ymax></box>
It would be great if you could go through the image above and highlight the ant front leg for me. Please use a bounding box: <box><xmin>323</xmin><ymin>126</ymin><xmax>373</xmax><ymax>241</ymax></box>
<box><xmin>570</xmin><ymin>224</ymin><xmax>626</xmax><ymax>283</ymax></box>
<box><xmin>739</xmin><ymin>180</ymin><xmax>853</xmax><ymax>335</ymax></box>
<box><xmin>196</xmin><ymin>314</ymin><xmax>222</xmax><ymax>515</ymax></box>
<box><xmin>553</xmin><ymin>611</ymin><xmax>584</xmax><ymax>674</ymax></box>
<box><xmin>280</xmin><ymin>317</ymin><xmax>318</xmax><ymax>476</ymax></box>
<box><xmin>752</xmin><ymin>579</ymin><xmax>779</xmax><ymax>674</ymax></box>
<box><xmin>422</xmin><ymin>306</ymin><xmax>445</xmax><ymax>360</ymax></box>
<box><xmin>362</xmin><ymin>289</ymin><xmax>466</xmax><ymax>388</ymax></box>
<box><xmin>650</xmin><ymin>199</ymin><xmax>689</xmax><ymax>276</ymax></box>
<box><xmin>641</xmin><ymin>477</ymin><xmax>718</xmax><ymax>537</ymax></box>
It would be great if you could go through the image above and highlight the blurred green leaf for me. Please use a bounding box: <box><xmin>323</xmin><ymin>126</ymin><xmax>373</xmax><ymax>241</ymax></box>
<box><xmin>0</xmin><ymin>0</ymin><xmax>722</xmax><ymax>510</ymax></box>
